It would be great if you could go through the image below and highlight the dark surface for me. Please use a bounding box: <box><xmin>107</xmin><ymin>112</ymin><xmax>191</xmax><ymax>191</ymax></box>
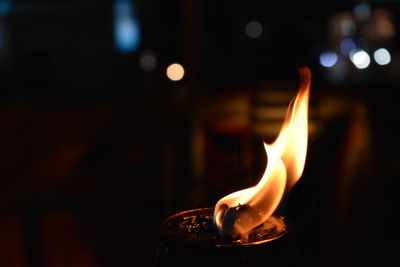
<box><xmin>155</xmin><ymin>231</ymin><xmax>297</xmax><ymax>267</ymax></box>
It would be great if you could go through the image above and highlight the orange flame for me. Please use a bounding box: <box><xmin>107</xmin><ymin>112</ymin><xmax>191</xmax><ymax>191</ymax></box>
<box><xmin>213</xmin><ymin>67</ymin><xmax>311</xmax><ymax>240</ymax></box>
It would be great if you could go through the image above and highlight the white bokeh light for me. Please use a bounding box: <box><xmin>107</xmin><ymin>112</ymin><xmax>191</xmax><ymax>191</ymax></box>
<box><xmin>139</xmin><ymin>50</ymin><xmax>157</xmax><ymax>72</ymax></box>
<box><xmin>373</xmin><ymin>48</ymin><xmax>391</xmax><ymax>66</ymax></box>
<box><xmin>245</xmin><ymin>21</ymin><xmax>263</xmax><ymax>39</ymax></box>
<box><xmin>319</xmin><ymin>52</ymin><xmax>338</xmax><ymax>68</ymax></box>
<box><xmin>341</xmin><ymin>19</ymin><xmax>356</xmax><ymax>36</ymax></box>
<box><xmin>350</xmin><ymin>49</ymin><xmax>370</xmax><ymax>69</ymax></box>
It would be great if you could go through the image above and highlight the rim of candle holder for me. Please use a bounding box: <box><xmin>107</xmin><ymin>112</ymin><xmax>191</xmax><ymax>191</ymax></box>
<box><xmin>161</xmin><ymin>207</ymin><xmax>288</xmax><ymax>247</ymax></box>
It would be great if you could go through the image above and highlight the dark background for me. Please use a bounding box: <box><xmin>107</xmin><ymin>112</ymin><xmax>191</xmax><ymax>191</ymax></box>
<box><xmin>0</xmin><ymin>0</ymin><xmax>399</xmax><ymax>266</ymax></box>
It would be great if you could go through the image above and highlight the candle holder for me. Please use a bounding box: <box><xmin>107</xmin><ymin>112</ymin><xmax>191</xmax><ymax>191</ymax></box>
<box><xmin>161</xmin><ymin>207</ymin><xmax>287</xmax><ymax>246</ymax></box>
<box><xmin>155</xmin><ymin>208</ymin><xmax>297</xmax><ymax>267</ymax></box>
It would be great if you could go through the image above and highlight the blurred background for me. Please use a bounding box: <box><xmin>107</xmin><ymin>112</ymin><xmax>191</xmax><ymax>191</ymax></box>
<box><xmin>0</xmin><ymin>0</ymin><xmax>399</xmax><ymax>266</ymax></box>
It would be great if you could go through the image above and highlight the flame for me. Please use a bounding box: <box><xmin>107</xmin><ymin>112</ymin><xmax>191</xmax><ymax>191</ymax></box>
<box><xmin>213</xmin><ymin>67</ymin><xmax>311</xmax><ymax>240</ymax></box>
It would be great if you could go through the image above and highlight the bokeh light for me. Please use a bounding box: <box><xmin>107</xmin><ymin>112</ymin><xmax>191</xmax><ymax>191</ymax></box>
<box><xmin>373</xmin><ymin>48</ymin><xmax>391</xmax><ymax>65</ymax></box>
<box><xmin>340</xmin><ymin>38</ymin><xmax>356</xmax><ymax>56</ymax></box>
<box><xmin>350</xmin><ymin>49</ymin><xmax>370</xmax><ymax>69</ymax></box>
<box><xmin>139</xmin><ymin>50</ymin><xmax>157</xmax><ymax>72</ymax></box>
<box><xmin>353</xmin><ymin>3</ymin><xmax>371</xmax><ymax>21</ymax></box>
<box><xmin>319</xmin><ymin>52</ymin><xmax>338</xmax><ymax>68</ymax></box>
<box><xmin>0</xmin><ymin>0</ymin><xmax>12</xmax><ymax>18</ymax></box>
<box><xmin>166</xmin><ymin>63</ymin><xmax>185</xmax><ymax>81</ymax></box>
<box><xmin>245</xmin><ymin>21</ymin><xmax>263</xmax><ymax>39</ymax></box>
<box><xmin>340</xmin><ymin>19</ymin><xmax>356</xmax><ymax>36</ymax></box>
<box><xmin>113</xmin><ymin>0</ymin><xmax>141</xmax><ymax>53</ymax></box>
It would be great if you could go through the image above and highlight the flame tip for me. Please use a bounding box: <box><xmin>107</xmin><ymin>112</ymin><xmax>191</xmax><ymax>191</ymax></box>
<box><xmin>298</xmin><ymin>66</ymin><xmax>312</xmax><ymax>92</ymax></box>
<box><xmin>297</xmin><ymin>66</ymin><xmax>311</xmax><ymax>75</ymax></box>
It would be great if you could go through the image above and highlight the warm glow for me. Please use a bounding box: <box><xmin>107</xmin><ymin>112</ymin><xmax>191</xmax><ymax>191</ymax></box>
<box><xmin>166</xmin><ymin>63</ymin><xmax>185</xmax><ymax>81</ymax></box>
<box><xmin>213</xmin><ymin>67</ymin><xmax>311</xmax><ymax>241</ymax></box>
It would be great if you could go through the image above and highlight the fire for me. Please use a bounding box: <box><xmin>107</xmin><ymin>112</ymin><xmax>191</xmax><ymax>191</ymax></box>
<box><xmin>213</xmin><ymin>67</ymin><xmax>311</xmax><ymax>241</ymax></box>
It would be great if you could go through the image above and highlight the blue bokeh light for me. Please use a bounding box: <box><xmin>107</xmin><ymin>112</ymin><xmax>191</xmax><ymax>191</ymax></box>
<box><xmin>319</xmin><ymin>51</ymin><xmax>338</xmax><ymax>68</ymax></box>
<box><xmin>340</xmin><ymin>38</ymin><xmax>356</xmax><ymax>56</ymax></box>
<box><xmin>114</xmin><ymin>0</ymin><xmax>141</xmax><ymax>53</ymax></box>
<box><xmin>0</xmin><ymin>0</ymin><xmax>12</xmax><ymax>18</ymax></box>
